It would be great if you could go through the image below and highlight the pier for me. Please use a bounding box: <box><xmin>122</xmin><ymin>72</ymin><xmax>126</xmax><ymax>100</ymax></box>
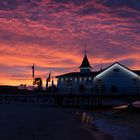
<box><xmin>0</xmin><ymin>93</ymin><xmax>140</xmax><ymax>108</ymax></box>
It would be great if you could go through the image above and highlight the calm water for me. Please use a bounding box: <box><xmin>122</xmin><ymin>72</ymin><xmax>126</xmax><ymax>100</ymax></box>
<box><xmin>92</xmin><ymin>112</ymin><xmax>140</xmax><ymax>140</ymax></box>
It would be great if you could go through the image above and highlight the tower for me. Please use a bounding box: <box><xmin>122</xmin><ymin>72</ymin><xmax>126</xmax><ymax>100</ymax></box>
<box><xmin>79</xmin><ymin>48</ymin><xmax>92</xmax><ymax>73</ymax></box>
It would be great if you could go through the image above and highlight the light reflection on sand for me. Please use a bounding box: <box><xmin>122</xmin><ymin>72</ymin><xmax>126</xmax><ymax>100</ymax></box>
<box><xmin>92</xmin><ymin>111</ymin><xmax>140</xmax><ymax>140</ymax></box>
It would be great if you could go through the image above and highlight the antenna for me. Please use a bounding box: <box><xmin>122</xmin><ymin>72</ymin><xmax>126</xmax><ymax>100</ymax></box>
<box><xmin>84</xmin><ymin>44</ymin><xmax>87</xmax><ymax>55</ymax></box>
<box><xmin>100</xmin><ymin>61</ymin><xmax>103</xmax><ymax>71</ymax></box>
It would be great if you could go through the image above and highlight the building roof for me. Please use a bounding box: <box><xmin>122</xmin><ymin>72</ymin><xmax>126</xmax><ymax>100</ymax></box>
<box><xmin>102</xmin><ymin>62</ymin><xmax>140</xmax><ymax>75</ymax></box>
<box><xmin>79</xmin><ymin>54</ymin><xmax>92</xmax><ymax>68</ymax></box>
<box><xmin>94</xmin><ymin>62</ymin><xmax>140</xmax><ymax>79</ymax></box>
<box><xmin>133</xmin><ymin>70</ymin><xmax>140</xmax><ymax>76</ymax></box>
<box><xmin>56</xmin><ymin>71</ymin><xmax>100</xmax><ymax>78</ymax></box>
<box><xmin>56</xmin><ymin>62</ymin><xmax>140</xmax><ymax>78</ymax></box>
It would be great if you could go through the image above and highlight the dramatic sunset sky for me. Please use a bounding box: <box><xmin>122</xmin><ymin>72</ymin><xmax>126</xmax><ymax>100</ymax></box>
<box><xmin>0</xmin><ymin>0</ymin><xmax>140</xmax><ymax>86</ymax></box>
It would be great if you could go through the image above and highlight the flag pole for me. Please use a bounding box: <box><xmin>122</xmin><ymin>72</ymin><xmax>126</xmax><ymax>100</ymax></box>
<box><xmin>46</xmin><ymin>72</ymin><xmax>51</xmax><ymax>90</ymax></box>
<box><xmin>32</xmin><ymin>63</ymin><xmax>35</xmax><ymax>87</ymax></box>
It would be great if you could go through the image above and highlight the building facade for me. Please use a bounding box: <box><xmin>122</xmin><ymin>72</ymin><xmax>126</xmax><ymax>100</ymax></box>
<box><xmin>94</xmin><ymin>63</ymin><xmax>140</xmax><ymax>95</ymax></box>
<box><xmin>56</xmin><ymin>53</ymin><xmax>140</xmax><ymax>95</ymax></box>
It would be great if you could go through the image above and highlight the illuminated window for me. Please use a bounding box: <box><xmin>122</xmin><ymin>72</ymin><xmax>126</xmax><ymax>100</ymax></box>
<box><xmin>75</xmin><ymin>78</ymin><xmax>77</xmax><ymax>82</ymax></box>
<box><xmin>61</xmin><ymin>78</ymin><xmax>63</xmax><ymax>82</ymax></box>
<box><xmin>84</xmin><ymin>77</ymin><xmax>87</xmax><ymax>81</ymax></box>
<box><xmin>79</xmin><ymin>77</ymin><xmax>82</xmax><ymax>81</ymax></box>
<box><xmin>89</xmin><ymin>77</ymin><xmax>91</xmax><ymax>80</ymax></box>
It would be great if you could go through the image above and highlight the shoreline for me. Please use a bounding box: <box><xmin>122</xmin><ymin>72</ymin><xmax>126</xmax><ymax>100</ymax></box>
<box><xmin>0</xmin><ymin>103</ymin><xmax>113</xmax><ymax>140</ymax></box>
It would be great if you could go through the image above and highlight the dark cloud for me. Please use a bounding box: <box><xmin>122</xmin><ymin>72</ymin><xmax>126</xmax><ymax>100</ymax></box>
<box><xmin>114</xmin><ymin>10</ymin><xmax>139</xmax><ymax>18</ymax></box>
<box><xmin>36</xmin><ymin>66</ymin><xmax>73</xmax><ymax>73</ymax></box>
<box><xmin>119</xmin><ymin>58</ymin><xmax>137</xmax><ymax>67</ymax></box>
<box><xmin>53</xmin><ymin>0</ymin><xmax>91</xmax><ymax>5</ymax></box>
<box><xmin>0</xmin><ymin>64</ymin><xmax>28</xmax><ymax>74</ymax></box>
<box><xmin>108</xmin><ymin>8</ymin><xmax>140</xmax><ymax>19</ymax></box>
<box><xmin>0</xmin><ymin>29</ymin><xmax>57</xmax><ymax>47</ymax></box>
<box><xmin>33</xmin><ymin>0</ymin><xmax>42</xmax><ymax>2</ymax></box>
<box><xmin>77</xmin><ymin>7</ymin><xmax>101</xmax><ymax>15</ymax></box>
<box><xmin>100</xmin><ymin>0</ymin><xmax>140</xmax><ymax>11</ymax></box>
<box><xmin>19</xmin><ymin>0</ymin><xmax>42</xmax><ymax>3</ymax></box>
<box><xmin>0</xmin><ymin>0</ymin><xmax>18</xmax><ymax>11</ymax></box>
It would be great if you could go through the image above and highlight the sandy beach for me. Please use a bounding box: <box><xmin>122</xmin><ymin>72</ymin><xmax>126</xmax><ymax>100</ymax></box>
<box><xmin>0</xmin><ymin>104</ymin><xmax>113</xmax><ymax>140</ymax></box>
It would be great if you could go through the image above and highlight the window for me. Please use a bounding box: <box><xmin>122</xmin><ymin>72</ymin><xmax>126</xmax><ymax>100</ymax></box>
<box><xmin>113</xmin><ymin>68</ymin><xmax>120</xmax><ymax>72</ymax></box>
<box><xmin>86</xmin><ymin>79</ymin><xmax>92</xmax><ymax>86</ymax></box>
<box><xmin>65</xmin><ymin>79</ymin><xmax>72</xmax><ymax>87</ymax></box>
<box><xmin>61</xmin><ymin>78</ymin><xmax>63</xmax><ymax>82</ymax></box>
<box><xmin>89</xmin><ymin>77</ymin><xmax>92</xmax><ymax>80</ymax></box>
<box><xmin>86</xmin><ymin>78</ymin><xmax>92</xmax><ymax>86</ymax></box>
<box><xmin>75</xmin><ymin>78</ymin><xmax>77</xmax><ymax>82</ymax></box>
<box><xmin>132</xmin><ymin>78</ymin><xmax>137</xmax><ymax>85</ymax></box>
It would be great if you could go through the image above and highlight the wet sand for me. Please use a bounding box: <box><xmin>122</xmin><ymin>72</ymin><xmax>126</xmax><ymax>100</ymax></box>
<box><xmin>0</xmin><ymin>104</ymin><xmax>113</xmax><ymax>140</ymax></box>
<box><xmin>91</xmin><ymin>111</ymin><xmax>140</xmax><ymax>140</ymax></box>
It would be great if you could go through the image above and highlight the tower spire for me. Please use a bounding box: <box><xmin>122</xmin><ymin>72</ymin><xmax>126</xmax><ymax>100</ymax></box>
<box><xmin>79</xmin><ymin>45</ymin><xmax>92</xmax><ymax>73</ymax></box>
<box><xmin>84</xmin><ymin>44</ymin><xmax>86</xmax><ymax>55</ymax></box>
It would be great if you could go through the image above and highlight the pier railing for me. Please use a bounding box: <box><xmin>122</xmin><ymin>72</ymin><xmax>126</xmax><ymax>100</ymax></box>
<box><xmin>0</xmin><ymin>93</ymin><xmax>140</xmax><ymax>108</ymax></box>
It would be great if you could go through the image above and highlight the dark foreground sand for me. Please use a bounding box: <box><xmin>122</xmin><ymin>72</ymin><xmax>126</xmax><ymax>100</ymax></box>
<box><xmin>0</xmin><ymin>104</ymin><xmax>113</xmax><ymax>140</ymax></box>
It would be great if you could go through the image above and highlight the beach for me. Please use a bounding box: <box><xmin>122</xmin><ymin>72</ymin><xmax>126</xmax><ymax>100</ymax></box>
<box><xmin>92</xmin><ymin>111</ymin><xmax>140</xmax><ymax>140</ymax></box>
<box><xmin>0</xmin><ymin>104</ymin><xmax>113</xmax><ymax>140</ymax></box>
<box><xmin>0</xmin><ymin>102</ymin><xmax>140</xmax><ymax>140</ymax></box>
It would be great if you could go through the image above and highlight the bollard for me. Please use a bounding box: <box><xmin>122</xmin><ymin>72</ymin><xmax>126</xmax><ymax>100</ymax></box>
<box><xmin>75</xmin><ymin>111</ymin><xmax>82</xmax><ymax>120</ymax></box>
<box><xmin>81</xmin><ymin>112</ymin><xmax>87</xmax><ymax>122</ymax></box>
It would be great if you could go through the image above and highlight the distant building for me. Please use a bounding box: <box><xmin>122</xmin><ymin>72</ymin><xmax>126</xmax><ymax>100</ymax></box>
<box><xmin>56</xmin><ymin>53</ymin><xmax>140</xmax><ymax>95</ymax></box>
